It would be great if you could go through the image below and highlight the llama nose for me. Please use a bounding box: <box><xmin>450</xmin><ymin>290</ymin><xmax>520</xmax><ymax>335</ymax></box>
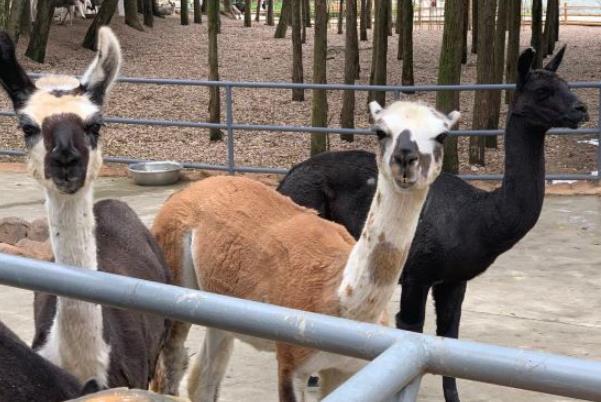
<box><xmin>51</xmin><ymin>145</ymin><xmax>81</xmax><ymax>167</ymax></box>
<box><xmin>574</xmin><ymin>102</ymin><xmax>589</xmax><ymax>119</ymax></box>
<box><xmin>394</xmin><ymin>149</ymin><xmax>419</xmax><ymax>167</ymax></box>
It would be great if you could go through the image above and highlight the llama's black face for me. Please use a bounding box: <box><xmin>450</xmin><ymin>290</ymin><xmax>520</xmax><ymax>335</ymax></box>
<box><xmin>513</xmin><ymin>47</ymin><xmax>589</xmax><ymax>130</ymax></box>
<box><xmin>0</xmin><ymin>28</ymin><xmax>121</xmax><ymax>194</ymax></box>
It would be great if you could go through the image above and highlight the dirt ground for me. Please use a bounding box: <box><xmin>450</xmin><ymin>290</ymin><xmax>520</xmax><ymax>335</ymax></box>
<box><xmin>0</xmin><ymin>17</ymin><xmax>599</xmax><ymax>175</ymax></box>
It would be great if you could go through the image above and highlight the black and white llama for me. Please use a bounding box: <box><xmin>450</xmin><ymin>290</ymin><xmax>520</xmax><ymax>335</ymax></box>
<box><xmin>277</xmin><ymin>47</ymin><xmax>589</xmax><ymax>402</ymax></box>
<box><xmin>0</xmin><ymin>28</ymin><xmax>172</xmax><ymax>390</ymax></box>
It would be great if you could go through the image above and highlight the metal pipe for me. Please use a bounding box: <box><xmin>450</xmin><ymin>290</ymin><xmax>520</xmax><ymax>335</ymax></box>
<box><xmin>1</xmin><ymin>254</ymin><xmax>601</xmax><ymax>400</ymax></box>
<box><xmin>323</xmin><ymin>342</ymin><xmax>427</xmax><ymax>402</ymax></box>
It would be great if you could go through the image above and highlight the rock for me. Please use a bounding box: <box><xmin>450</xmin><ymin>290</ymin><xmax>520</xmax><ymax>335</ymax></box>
<box><xmin>27</xmin><ymin>217</ymin><xmax>49</xmax><ymax>242</ymax></box>
<box><xmin>0</xmin><ymin>217</ymin><xmax>31</xmax><ymax>245</ymax></box>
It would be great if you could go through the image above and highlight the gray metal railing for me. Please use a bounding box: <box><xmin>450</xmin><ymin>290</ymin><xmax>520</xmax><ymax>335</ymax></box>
<box><xmin>1</xmin><ymin>252</ymin><xmax>601</xmax><ymax>401</ymax></box>
<box><xmin>0</xmin><ymin>77</ymin><xmax>600</xmax><ymax>180</ymax></box>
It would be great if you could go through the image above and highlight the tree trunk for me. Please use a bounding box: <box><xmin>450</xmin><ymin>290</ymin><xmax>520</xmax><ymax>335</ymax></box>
<box><xmin>275</xmin><ymin>0</ymin><xmax>291</xmax><ymax>37</ymax></box>
<box><xmin>291</xmin><ymin>0</ymin><xmax>304</xmax><ymax>100</ymax></box>
<box><xmin>359</xmin><ymin>0</ymin><xmax>367</xmax><ymax>40</ymax></box>
<box><xmin>395</xmin><ymin>0</ymin><xmax>400</xmax><ymax>34</ymax></box>
<box><xmin>397</xmin><ymin>0</ymin><xmax>403</xmax><ymax>60</ymax></box>
<box><xmin>505</xmin><ymin>0</ymin><xmax>521</xmax><ymax>104</ymax></box>
<box><xmin>301</xmin><ymin>0</ymin><xmax>306</xmax><ymax>42</ymax></box>
<box><xmin>143</xmin><ymin>0</ymin><xmax>153</xmax><ymax>27</ymax></box>
<box><xmin>194</xmin><ymin>0</ymin><xmax>202</xmax><ymax>23</ymax></box>
<box><xmin>7</xmin><ymin>0</ymin><xmax>26</xmax><ymax>42</ymax></box>
<box><xmin>436</xmin><ymin>0</ymin><xmax>465</xmax><ymax>174</ymax></box>
<box><xmin>0</xmin><ymin>0</ymin><xmax>6</xmax><ymax>28</ymax></box>
<box><xmin>487</xmin><ymin>0</ymin><xmax>507</xmax><ymax>147</ymax></box>
<box><xmin>244</xmin><ymin>0</ymin><xmax>251</xmax><ymax>26</ymax></box>
<box><xmin>340</xmin><ymin>0</ymin><xmax>358</xmax><ymax>141</ymax></box>
<box><xmin>311</xmin><ymin>0</ymin><xmax>328</xmax><ymax>156</ymax></box>
<box><xmin>153</xmin><ymin>0</ymin><xmax>163</xmax><ymax>17</ymax></box>
<box><xmin>368</xmin><ymin>0</ymin><xmax>388</xmax><ymax>105</ymax></box>
<box><xmin>125</xmin><ymin>0</ymin><xmax>145</xmax><ymax>30</ymax></box>
<box><xmin>25</xmin><ymin>0</ymin><xmax>55</xmax><ymax>62</ymax></box>
<box><xmin>337</xmin><ymin>0</ymin><xmax>343</xmax><ymax>34</ymax></box>
<box><xmin>303</xmin><ymin>0</ymin><xmax>310</xmax><ymax>26</ymax></box>
<box><xmin>255</xmin><ymin>0</ymin><xmax>260</xmax><ymax>21</ymax></box>
<box><xmin>461</xmin><ymin>0</ymin><xmax>468</xmax><ymax>64</ymax></box>
<box><xmin>471</xmin><ymin>0</ymin><xmax>478</xmax><ymax>53</ymax></box>
<box><xmin>386</xmin><ymin>0</ymin><xmax>392</xmax><ymax>35</ymax></box>
<box><xmin>181</xmin><ymin>0</ymin><xmax>189</xmax><ymax>24</ymax></box>
<box><xmin>470</xmin><ymin>0</ymin><xmax>496</xmax><ymax>165</ymax></box>
<box><xmin>138</xmin><ymin>0</ymin><xmax>143</xmax><ymax>13</ymax></box>
<box><xmin>366</xmin><ymin>0</ymin><xmax>371</xmax><ymax>29</ymax></box>
<box><xmin>19</xmin><ymin>0</ymin><xmax>32</xmax><ymax>39</ymax></box>
<box><xmin>82</xmin><ymin>0</ymin><xmax>119</xmax><ymax>50</ymax></box>
<box><xmin>544</xmin><ymin>0</ymin><xmax>558</xmax><ymax>56</ymax></box>
<box><xmin>208</xmin><ymin>0</ymin><xmax>222</xmax><ymax>140</ymax></box>
<box><xmin>401</xmin><ymin>0</ymin><xmax>413</xmax><ymax>89</ymax></box>
<box><xmin>553</xmin><ymin>0</ymin><xmax>559</xmax><ymax>42</ymax></box>
<box><xmin>266</xmin><ymin>0</ymin><xmax>274</xmax><ymax>24</ymax></box>
<box><xmin>531</xmin><ymin>0</ymin><xmax>543</xmax><ymax>68</ymax></box>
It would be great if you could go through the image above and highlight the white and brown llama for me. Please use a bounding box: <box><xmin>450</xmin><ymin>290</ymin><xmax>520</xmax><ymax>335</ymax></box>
<box><xmin>151</xmin><ymin>101</ymin><xmax>460</xmax><ymax>401</ymax></box>
<box><xmin>0</xmin><ymin>28</ymin><xmax>171</xmax><ymax>389</ymax></box>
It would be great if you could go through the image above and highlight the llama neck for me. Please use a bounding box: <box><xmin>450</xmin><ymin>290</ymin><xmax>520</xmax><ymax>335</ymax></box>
<box><xmin>40</xmin><ymin>186</ymin><xmax>110</xmax><ymax>387</ymax></box>
<box><xmin>494</xmin><ymin>113</ymin><xmax>547</xmax><ymax>238</ymax></box>
<box><xmin>337</xmin><ymin>175</ymin><xmax>428</xmax><ymax>320</ymax></box>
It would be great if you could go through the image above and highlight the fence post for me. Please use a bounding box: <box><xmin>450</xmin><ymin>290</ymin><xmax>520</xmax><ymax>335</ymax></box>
<box><xmin>225</xmin><ymin>84</ymin><xmax>235</xmax><ymax>175</ymax></box>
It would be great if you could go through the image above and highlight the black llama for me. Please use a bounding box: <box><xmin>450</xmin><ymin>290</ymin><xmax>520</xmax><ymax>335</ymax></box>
<box><xmin>278</xmin><ymin>47</ymin><xmax>589</xmax><ymax>401</ymax></box>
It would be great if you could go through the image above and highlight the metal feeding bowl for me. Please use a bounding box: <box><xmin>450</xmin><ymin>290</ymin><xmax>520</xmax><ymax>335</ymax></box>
<box><xmin>128</xmin><ymin>161</ymin><xmax>183</xmax><ymax>186</ymax></box>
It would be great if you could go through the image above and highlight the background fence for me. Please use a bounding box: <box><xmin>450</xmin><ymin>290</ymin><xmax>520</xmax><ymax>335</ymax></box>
<box><xmin>0</xmin><ymin>77</ymin><xmax>600</xmax><ymax>181</ymax></box>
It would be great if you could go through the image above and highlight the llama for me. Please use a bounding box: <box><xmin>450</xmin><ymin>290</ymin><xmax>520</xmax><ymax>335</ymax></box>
<box><xmin>55</xmin><ymin>0</ymin><xmax>87</xmax><ymax>25</ymax></box>
<box><xmin>0</xmin><ymin>320</ymin><xmax>101</xmax><ymax>401</ymax></box>
<box><xmin>0</xmin><ymin>28</ymin><xmax>172</xmax><ymax>389</ymax></box>
<box><xmin>277</xmin><ymin>47</ymin><xmax>589</xmax><ymax>401</ymax></box>
<box><xmin>150</xmin><ymin>101</ymin><xmax>459</xmax><ymax>401</ymax></box>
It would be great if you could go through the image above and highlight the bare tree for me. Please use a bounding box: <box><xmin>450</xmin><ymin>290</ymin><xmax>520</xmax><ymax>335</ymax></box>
<box><xmin>543</xmin><ymin>0</ymin><xmax>558</xmax><ymax>55</ymax></box>
<box><xmin>337</xmin><ymin>0</ymin><xmax>343</xmax><ymax>34</ymax></box>
<box><xmin>340</xmin><ymin>0</ymin><xmax>359</xmax><ymax>141</ymax></box>
<box><xmin>397</xmin><ymin>0</ymin><xmax>403</xmax><ymax>60</ymax></box>
<box><xmin>470</xmin><ymin>0</ymin><xmax>496</xmax><ymax>165</ymax></box>
<box><xmin>505</xmin><ymin>0</ymin><xmax>521</xmax><ymax>104</ymax></box>
<box><xmin>461</xmin><ymin>0</ymin><xmax>468</xmax><ymax>63</ymax></box>
<box><xmin>366</xmin><ymin>0</ymin><xmax>371</xmax><ymax>28</ymax></box>
<box><xmin>25</xmin><ymin>0</ymin><xmax>56</xmax><ymax>61</ymax></box>
<box><xmin>208</xmin><ymin>0</ymin><xmax>223</xmax><ymax>140</ymax></box>
<box><xmin>244</xmin><ymin>0</ymin><xmax>251</xmax><ymax>26</ymax></box>
<box><xmin>436</xmin><ymin>0</ymin><xmax>465</xmax><ymax>173</ymax></box>
<box><xmin>471</xmin><ymin>0</ymin><xmax>478</xmax><ymax>53</ymax></box>
<box><xmin>125</xmin><ymin>0</ymin><xmax>144</xmax><ymax>30</ymax></box>
<box><xmin>488</xmin><ymin>0</ymin><xmax>507</xmax><ymax>147</ymax></box>
<box><xmin>19</xmin><ymin>0</ymin><xmax>32</xmax><ymax>39</ymax></box>
<box><xmin>193</xmin><ymin>0</ymin><xmax>202</xmax><ymax>22</ymax></box>
<box><xmin>359</xmin><ymin>0</ymin><xmax>367</xmax><ymax>40</ymax></box>
<box><xmin>255</xmin><ymin>0</ymin><xmax>260</xmax><ymax>21</ymax></box>
<box><xmin>181</xmin><ymin>0</ymin><xmax>189</xmax><ymax>24</ymax></box>
<box><xmin>369</xmin><ymin>0</ymin><xmax>388</xmax><ymax>104</ymax></box>
<box><xmin>291</xmin><ymin>0</ymin><xmax>304</xmax><ymax>100</ymax></box>
<box><xmin>266</xmin><ymin>0</ymin><xmax>274</xmax><ymax>25</ymax></box>
<box><xmin>303</xmin><ymin>0</ymin><xmax>310</xmax><ymax>26</ymax></box>
<box><xmin>531</xmin><ymin>0</ymin><xmax>543</xmax><ymax>68</ymax></box>
<box><xmin>143</xmin><ymin>0</ymin><xmax>153</xmax><ymax>27</ymax></box>
<box><xmin>395</xmin><ymin>0</ymin><xmax>400</xmax><ymax>34</ymax></box>
<box><xmin>0</xmin><ymin>0</ymin><xmax>6</xmax><ymax>28</ymax></box>
<box><xmin>401</xmin><ymin>0</ymin><xmax>414</xmax><ymax>88</ymax></box>
<box><xmin>311</xmin><ymin>0</ymin><xmax>328</xmax><ymax>155</ymax></box>
<box><xmin>6</xmin><ymin>0</ymin><xmax>27</xmax><ymax>42</ymax></box>
<box><xmin>275</xmin><ymin>0</ymin><xmax>291</xmax><ymax>37</ymax></box>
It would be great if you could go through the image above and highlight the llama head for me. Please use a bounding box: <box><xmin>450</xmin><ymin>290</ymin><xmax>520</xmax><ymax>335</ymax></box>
<box><xmin>0</xmin><ymin>27</ymin><xmax>121</xmax><ymax>195</ymax></box>
<box><xmin>513</xmin><ymin>46</ymin><xmax>589</xmax><ymax>130</ymax></box>
<box><xmin>369</xmin><ymin>101</ymin><xmax>460</xmax><ymax>191</ymax></box>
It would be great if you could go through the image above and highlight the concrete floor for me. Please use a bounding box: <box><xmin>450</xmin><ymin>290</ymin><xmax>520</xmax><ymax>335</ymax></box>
<box><xmin>1</xmin><ymin>170</ymin><xmax>600</xmax><ymax>402</ymax></box>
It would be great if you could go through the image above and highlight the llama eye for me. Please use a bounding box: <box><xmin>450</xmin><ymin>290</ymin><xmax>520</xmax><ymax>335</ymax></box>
<box><xmin>86</xmin><ymin>123</ymin><xmax>103</xmax><ymax>137</ymax></box>
<box><xmin>21</xmin><ymin>124</ymin><xmax>40</xmax><ymax>138</ymax></box>
<box><xmin>434</xmin><ymin>132</ymin><xmax>448</xmax><ymax>144</ymax></box>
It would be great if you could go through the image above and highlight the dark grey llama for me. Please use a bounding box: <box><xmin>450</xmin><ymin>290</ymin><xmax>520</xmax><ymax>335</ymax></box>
<box><xmin>278</xmin><ymin>47</ymin><xmax>589</xmax><ymax>402</ymax></box>
<box><xmin>0</xmin><ymin>320</ymin><xmax>101</xmax><ymax>402</ymax></box>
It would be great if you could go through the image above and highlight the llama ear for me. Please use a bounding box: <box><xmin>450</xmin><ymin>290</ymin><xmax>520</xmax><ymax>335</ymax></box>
<box><xmin>517</xmin><ymin>48</ymin><xmax>535</xmax><ymax>90</ymax></box>
<box><xmin>369</xmin><ymin>101</ymin><xmax>383</xmax><ymax>120</ymax></box>
<box><xmin>544</xmin><ymin>45</ymin><xmax>566</xmax><ymax>72</ymax></box>
<box><xmin>0</xmin><ymin>31</ymin><xmax>35</xmax><ymax>111</ymax></box>
<box><xmin>447</xmin><ymin>110</ymin><xmax>461</xmax><ymax>127</ymax></box>
<box><xmin>80</xmin><ymin>27</ymin><xmax>122</xmax><ymax>106</ymax></box>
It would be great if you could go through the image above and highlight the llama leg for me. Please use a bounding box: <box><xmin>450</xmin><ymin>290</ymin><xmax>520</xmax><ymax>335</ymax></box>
<box><xmin>151</xmin><ymin>320</ymin><xmax>192</xmax><ymax>395</ymax></box>
<box><xmin>187</xmin><ymin>328</ymin><xmax>234</xmax><ymax>402</ymax></box>
<box><xmin>395</xmin><ymin>279</ymin><xmax>430</xmax><ymax>333</ymax></box>
<box><xmin>317</xmin><ymin>368</ymin><xmax>351</xmax><ymax>399</ymax></box>
<box><xmin>432</xmin><ymin>281</ymin><xmax>467</xmax><ymax>402</ymax></box>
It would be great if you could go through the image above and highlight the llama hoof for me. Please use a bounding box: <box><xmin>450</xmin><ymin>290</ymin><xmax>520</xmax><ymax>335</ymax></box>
<box><xmin>307</xmin><ymin>376</ymin><xmax>319</xmax><ymax>388</ymax></box>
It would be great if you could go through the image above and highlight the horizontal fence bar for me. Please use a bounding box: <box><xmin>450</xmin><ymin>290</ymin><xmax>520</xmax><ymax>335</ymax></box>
<box><xmin>0</xmin><ymin>149</ymin><xmax>597</xmax><ymax>180</ymax></box>
<box><xmin>1</xmin><ymin>253</ymin><xmax>601</xmax><ymax>401</ymax></box>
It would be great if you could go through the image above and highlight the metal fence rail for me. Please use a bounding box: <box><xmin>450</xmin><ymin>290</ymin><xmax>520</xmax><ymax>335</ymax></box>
<box><xmin>0</xmin><ymin>253</ymin><xmax>600</xmax><ymax>401</ymax></box>
<box><xmin>0</xmin><ymin>77</ymin><xmax>600</xmax><ymax>181</ymax></box>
